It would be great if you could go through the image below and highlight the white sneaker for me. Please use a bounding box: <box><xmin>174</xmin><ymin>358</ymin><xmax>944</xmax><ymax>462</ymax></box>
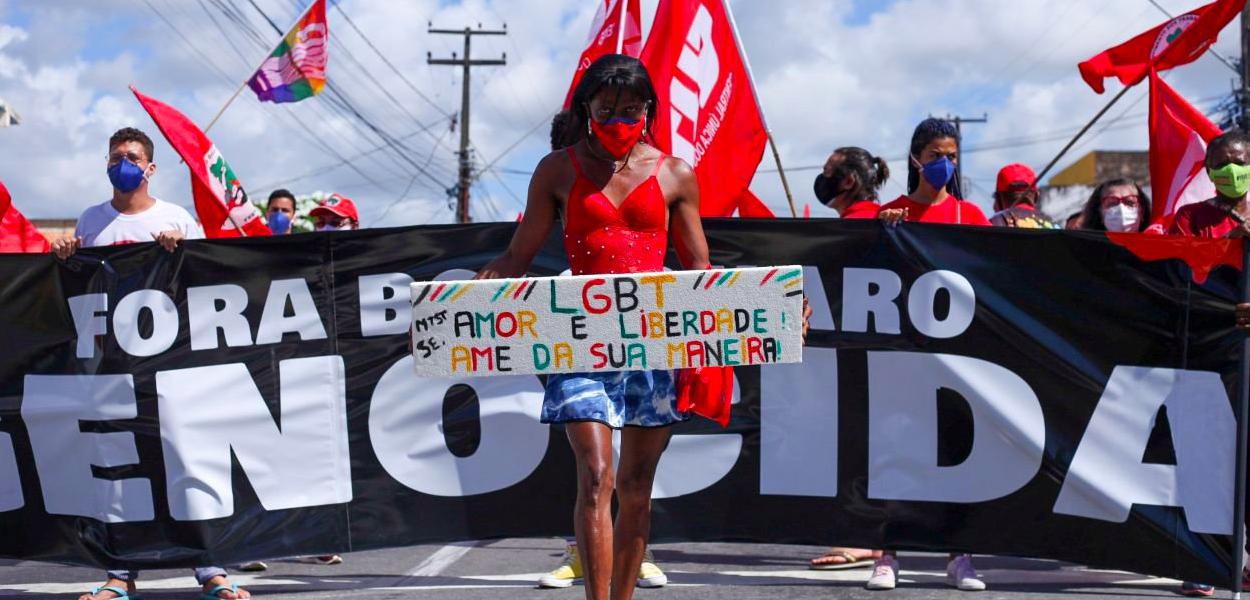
<box><xmin>637</xmin><ymin>548</ymin><xmax>668</xmax><ymax>588</ymax></box>
<box><xmin>865</xmin><ymin>555</ymin><xmax>898</xmax><ymax>590</ymax></box>
<box><xmin>946</xmin><ymin>555</ymin><xmax>986</xmax><ymax>591</ymax></box>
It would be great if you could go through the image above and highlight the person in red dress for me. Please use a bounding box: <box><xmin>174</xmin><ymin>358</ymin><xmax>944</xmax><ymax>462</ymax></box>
<box><xmin>812</xmin><ymin>146</ymin><xmax>888</xmax><ymax>220</ymax></box>
<box><xmin>479</xmin><ymin>55</ymin><xmax>810</xmax><ymax>600</ymax></box>
<box><xmin>868</xmin><ymin>118</ymin><xmax>989</xmax><ymax>593</ymax></box>
<box><xmin>878</xmin><ymin>118</ymin><xmax>991</xmax><ymax>227</ymax></box>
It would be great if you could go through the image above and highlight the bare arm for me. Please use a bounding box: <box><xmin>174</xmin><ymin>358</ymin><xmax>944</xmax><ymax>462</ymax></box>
<box><xmin>476</xmin><ymin>153</ymin><xmax>565</xmax><ymax>279</ymax></box>
<box><xmin>666</xmin><ymin>158</ymin><xmax>711</xmax><ymax>270</ymax></box>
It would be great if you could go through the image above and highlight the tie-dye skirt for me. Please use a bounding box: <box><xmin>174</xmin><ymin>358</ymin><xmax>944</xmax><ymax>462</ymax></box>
<box><xmin>542</xmin><ymin>370</ymin><xmax>688</xmax><ymax>429</ymax></box>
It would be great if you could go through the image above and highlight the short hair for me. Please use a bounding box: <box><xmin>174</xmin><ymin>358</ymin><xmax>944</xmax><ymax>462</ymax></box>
<box><xmin>109</xmin><ymin>127</ymin><xmax>155</xmax><ymax>162</ymax></box>
<box><xmin>268</xmin><ymin>188</ymin><xmax>296</xmax><ymax>206</ymax></box>
<box><xmin>1208</xmin><ymin>130</ymin><xmax>1250</xmax><ymax>162</ymax></box>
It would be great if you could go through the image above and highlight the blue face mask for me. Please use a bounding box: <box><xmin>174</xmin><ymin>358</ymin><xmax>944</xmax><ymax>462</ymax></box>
<box><xmin>268</xmin><ymin>211</ymin><xmax>292</xmax><ymax>235</ymax></box>
<box><xmin>107</xmin><ymin>158</ymin><xmax>147</xmax><ymax>193</ymax></box>
<box><xmin>918</xmin><ymin>155</ymin><xmax>956</xmax><ymax>190</ymax></box>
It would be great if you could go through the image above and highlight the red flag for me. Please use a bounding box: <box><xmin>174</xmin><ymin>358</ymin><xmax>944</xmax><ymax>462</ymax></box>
<box><xmin>1078</xmin><ymin>0</ymin><xmax>1244</xmax><ymax>94</ymax></box>
<box><xmin>563</xmin><ymin>0</ymin><xmax>643</xmax><ymax>109</ymax></box>
<box><xmin>0</xmin><ymin>182</ymin><xmax>50</xmax><ymax>253</ymax></box>
<box><xmin>641</xmin><ymin>0</ymin><xmax>768</xmax><ymax>217</ymax></box>
<box><xmin>736</xmin><ymin>190</ymin><xmax>775</xmax><ymax>218</ymax></box>
<box><xmin>1148</xmin><ymin>71</ymin><xmax>1223</xmax><ymax>220</ymax></box>
<box><xmin>130</xmin><ymin>86</ymin><xmax>270</xmax><ymax>238</ymax></box>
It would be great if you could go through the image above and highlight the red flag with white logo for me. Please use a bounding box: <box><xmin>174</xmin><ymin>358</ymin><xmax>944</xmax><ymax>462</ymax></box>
<box><xmin>1078</xmin><ymin>0</ymin><xmax>1244</xmax><ymax>94</ymax></box>
<box><xmin>130</xmin><ymin>86</ymin><xmax>270</xmax><ymax>238</ymax></box>
<box><xmin>563</xmin><ymin>0</ymin><xmax>643</xmax><ymax>109</ymax></box>
<box><xmin>1148</xmin><ymin>71</ymin><xmax>1222</xmax><ymax>221</ymax></box>
<box><xmin>641</xmin><ymin>0</ymin><xmax>768</xmax><ymax>218</ymax></box>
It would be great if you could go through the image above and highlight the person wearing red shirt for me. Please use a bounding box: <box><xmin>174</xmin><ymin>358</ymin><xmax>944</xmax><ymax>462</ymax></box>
<box><xmin>866</xmin><ymin>118</ymin><xmax>988</xmax><ymax>594</ymax></box>
<box><xmin>878</xmin><ymin>118</ymin><xmax>990</xmax><ymax>228</ymax></box>
<box><xmin>812</xmin><ymin>146</ymin><xmax>889</xmax><ymax>220</ymax></box>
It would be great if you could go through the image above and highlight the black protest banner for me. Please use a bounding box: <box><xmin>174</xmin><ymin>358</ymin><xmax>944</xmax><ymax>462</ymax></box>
<box><xmin>0</xmin><ymin>220</ymin><xmax>1241</xmax><ymax>584</ymax></box>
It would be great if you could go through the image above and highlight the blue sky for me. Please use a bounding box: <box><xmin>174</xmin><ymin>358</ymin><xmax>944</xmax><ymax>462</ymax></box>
<box><xmin>0</xmin><ymin>0</ymin><xmax>1241</xmax><ymax>225</ymax></box>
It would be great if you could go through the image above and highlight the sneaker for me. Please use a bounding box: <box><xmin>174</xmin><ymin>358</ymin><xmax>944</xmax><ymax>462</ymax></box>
<box><xmin>1181</xmin><ymin>582</ymin><xmax>1215</xmax><ymax>597</ymax></box>
<box><xmin>865</xmin><ymin>555</ymin><xmax>899</xmax><ymax>590</ymax></box>
<box><xmin>297</xmin><ymin>555</ymin><xmax>342</xmax><ymax>565</ymax></box>
<box><xmin>238</xmin><ymin>561</ymin><xmax>268</xmax><ymax>572</ymax></box>
<box><xmin>637</xmin><ymin>548</ymin><xmax>668</xmax><ymax>588</ymax></box>
<box><xmin>538</xmin><ymin>544</ymin><xmax>582</xmax><ymax>589</ymax></box>
<box><xmin>945</xmin><ymin>555</ymin><xmax>986</xmax><ymax>592</ymax></box>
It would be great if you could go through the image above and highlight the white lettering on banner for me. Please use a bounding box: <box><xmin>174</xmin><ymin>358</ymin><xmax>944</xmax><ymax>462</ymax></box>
<box><xmin>21</xmin><ymin>374</ymin><xmax>154</xmax><ymax>522</ymax></box>
<box><xmin>370</xmin><ymin>356</ymin><xmax>548</xmax><ymax>496</ymax></box>
<box><xmin>1054</xmin><ymin>366</ymin><xmax>1234</xmax><ymax>534</ymax></box>
<box><xmin>359</xmin><ymin>273</ymin><xmax>415</xmax><ymax>337</ymax></box>
<box><xmin>114</xmin><ymin>290</ymin><xmax>179</xmax><ymax>357</ymax></box>
<box><xmin>646</xmin><ymin>372</ymin><xmax>742</xmax><ymax>499</ymax></box>
<box><xmin>669</xmin><ymin>3</ymin><xmax>718</xmax><ymax>166</ymax></box>
<box><xmin>68</xmin><ymin>293</ymin><xmax>108</xmax><ymax>359</ymax></box>
<box><xmin>156</xmin><ymin>356</ymin><xmax>351</xmax><ymax>521</ymax></box>
<box><xmin>255</xmin><ymin>279</ymin><xmax>327</xmax><ymax>345</ymax></box>
<box><xmin>0</xmin><ymin>431</ymin><xmax>23</xmax><ymax>511</ymax></box>
<box><xmin>866</xmin><ymin>352</ymin><xmax>1044</xmax><ymax>503</ymax></box>
<box><xmin>842</xmin><ymin>268</ymin><xmax>902</xmax><ymax>334</ymax></box>
<box><xmin>907</xmin><ymin>271</ymin><xmax>976</xmax><ymax>339</ymax></box>
<box><xmin>187</xmin><ymin>284</ymin><xmax>253</xmax><ymax>351</ymax></box>
<box><xmin>761</xmin><ymin>346</ymin><xmax>839</xmax><ymax>497</ymax></box>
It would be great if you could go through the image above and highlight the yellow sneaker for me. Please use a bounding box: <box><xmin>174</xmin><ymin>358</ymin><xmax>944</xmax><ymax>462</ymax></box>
<box><xmin>637</xmin><ymin>548</ymin><xmax>668</xmax><ymax>588</ymax></box>
<box><xmin>538</xmin><ymin>544</ymin><xmax>582</xmax><ymax>588</ymax></box>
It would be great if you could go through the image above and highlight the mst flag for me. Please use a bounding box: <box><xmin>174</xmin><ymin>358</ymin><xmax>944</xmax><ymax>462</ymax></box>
<box><xmin>1149</xmin><ymin>72</ymin><xmax>1223</xmax><ymax>220</ymax></box>
<box><xmin>1078</xmin><ymin>0</ymin><xmax>1244</xmax><ymax>94</ymax></box>
<box><xmin>563</xmin><ymin>0</ymin><xmax>643</xmax><ymax>109</ymax></box>
<box><xmin>641</xmin><ymin>0</ymin><xmax>767</xmax><ymax>217</ymax></box>
<box><xmin>130</xmin><ymin>86</ymin><xmax>270</xmax><ymax>238</ymax></box>
<box><xmin>247</xmin><ymin>0</ymin><xmax>328</xmax><ymax>104</ymax></box>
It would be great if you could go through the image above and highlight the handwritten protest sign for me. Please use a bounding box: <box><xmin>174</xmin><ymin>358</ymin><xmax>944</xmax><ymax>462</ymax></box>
<box><xmin>409</xmin><ymin>267</ymin><xmax>804</xmax><ymax>377</ymax></box>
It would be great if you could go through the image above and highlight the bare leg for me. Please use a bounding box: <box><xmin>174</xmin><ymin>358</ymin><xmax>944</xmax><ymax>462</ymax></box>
<box><xmin>566</xmin><ymin>422</ymin><xmax>616</xmax><ymax>600</ymax></box>
<box><xmin>76</xmin><ymin>578</ymin><xmax>134</xmax><ymax>600</ymax></box>
<box><xmin>610</xmin><ymin>426</ymin><xmax>672</xmax><ymax>600</ymax></box>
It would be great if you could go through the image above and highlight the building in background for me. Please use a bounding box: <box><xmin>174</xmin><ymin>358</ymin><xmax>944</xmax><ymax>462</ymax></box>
<box><xmin>30</xmin><ymin>219</ymin><xmax>75</xmax><ymax>240</ymax></box>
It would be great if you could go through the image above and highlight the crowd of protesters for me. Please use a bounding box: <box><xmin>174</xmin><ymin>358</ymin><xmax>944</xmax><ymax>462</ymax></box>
<box><xmin>8</xmin><ymin>51</ymin><xmax>1250</xmax><ymax>600</ymax></box>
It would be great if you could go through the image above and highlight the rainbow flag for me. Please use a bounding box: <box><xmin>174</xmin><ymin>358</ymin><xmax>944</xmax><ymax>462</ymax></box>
<box><xmin>247</xmin><ymin>0</ymin><xmax>327</xmax><ymax>104</ymax></box>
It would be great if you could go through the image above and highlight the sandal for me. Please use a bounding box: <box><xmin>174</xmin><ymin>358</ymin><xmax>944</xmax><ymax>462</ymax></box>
<box><xmin>809</xmin><ymin>549</ymin><xmax>876</xmax><ymax>571</ymax></box>
<box><xmin>87</xmin><ymin>586</ymin><xmax>141</xmax><ymax>600</ymax></box>
<box><xmin>199</xmin><ymin>583</ymin><xmax>247</xmax><ymax>600</ymax></box>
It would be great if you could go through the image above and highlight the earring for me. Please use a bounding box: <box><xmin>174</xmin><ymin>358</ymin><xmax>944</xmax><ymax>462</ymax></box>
<box><xmin>587</xmin><ymin>118</ymin><xmax>592</xmax><ymax>136</ymax></box>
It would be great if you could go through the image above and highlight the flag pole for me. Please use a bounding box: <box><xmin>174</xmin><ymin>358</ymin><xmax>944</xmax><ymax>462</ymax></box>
<box><xmin>200</xmin><ymin>0</ymin><xmax>316</xmax><ymax>134</ymax></box>
<box><xmin>614</xmin><ymin>0</ymin><xmax>627</xmax><ymax>54</ymax></box>
<box><xmin>1033</xmin><ymin>83</ymin><xmax>1133</xmax><ymax>184</ymax></box>
<box><xmin>721</xmin><ymin>0</ymin><xmax>797</xmax><ymax>217</ymax></box>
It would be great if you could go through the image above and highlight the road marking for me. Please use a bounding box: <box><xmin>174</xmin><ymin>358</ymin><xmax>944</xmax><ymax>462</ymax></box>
<box><xmin>406</xmin><ymin>541</ymin><xmax>481</xmax><ymax>577</ymax></box>
<box><xmin>0</xmin><ymin>575</ymin><xmax>306</xmax><ymax>594</ymax></box>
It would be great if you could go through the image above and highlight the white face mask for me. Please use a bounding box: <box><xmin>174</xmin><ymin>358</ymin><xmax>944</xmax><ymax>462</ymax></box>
<box><xmin>1102</xmin><ymin>204</ymin><xmax>1139</xmax><ymax>232</ymax></box>
<box><xmin>316</xmin><ymin>223</ymin><xmax>353</xmax><ymax>232</ymax></box>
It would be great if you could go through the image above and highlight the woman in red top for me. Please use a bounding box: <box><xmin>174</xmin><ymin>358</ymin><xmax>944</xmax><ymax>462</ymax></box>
<box><xmin>879</xmin><ymin>118</ymin><xmax>991</xmax><ymax>227</ymax></box>
<box><xmin>813</xmin><ymin>146</ymin><xmax>889</xmax><ymax>220</ymax></box>
<box><xmin>477</xmin><ymin>55</ymin><xmax>709</xmax><ymax>600</ymax></box>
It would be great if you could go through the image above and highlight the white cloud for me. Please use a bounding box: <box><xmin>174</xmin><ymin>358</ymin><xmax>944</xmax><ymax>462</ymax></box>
<box><xmin>0</xmin><ymin>0</ymin><xmax>1239</xmax><ymax>226</ymax></box>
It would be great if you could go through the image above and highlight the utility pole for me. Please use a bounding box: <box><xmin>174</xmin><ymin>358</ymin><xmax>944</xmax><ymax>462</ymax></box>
<box><xmin>932</xmin><ymin>113</ymin><xmax>988</xmax><ymax>197</ymax></box>
<box><xmin>428</xmin><ymin>23</ymin><xmax>507</xmax><ymax>224</ymax></box>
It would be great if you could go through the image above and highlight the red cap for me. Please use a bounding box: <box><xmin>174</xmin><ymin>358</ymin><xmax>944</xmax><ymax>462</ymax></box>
<box><xmin>310</xmin><ymin>193</ymin><xmax>359</xmax><ymax>222</ymax></box>
<box><xmin>996</xmin><ymin>163</ymin><xmax>1037</xmax><ymax>193</ymax></box>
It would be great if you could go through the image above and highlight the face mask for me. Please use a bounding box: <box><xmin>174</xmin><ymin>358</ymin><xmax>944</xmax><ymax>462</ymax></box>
<box><xmin>268</xmin><ymin>211</ymin><xmax>292</xmax><ymax>235</ymax></box>
<box><xmin>813</xmin><ymin>172</ymin><xmax>842</xmax><ymax>205</ymax></box>
<box><xmin>107</xmin><ymin>158</ymin><xmax>148</xmax><ymax>193</ymax></box>
<box><xmin>588</xmin><ymin>116</ymin><xmax>645</xmax><ymax>159</ymax></box>
<box><xmin>1102</xmin><ymin>204</ymin><xmax>1139</xmax><ymax>232</ymax></box>
<box><xmin>316</xmin><ymin>222</ymin><xmax>352</xmax><ymax>232</ymax></box>
<box><xmin>1208</xmin><ymin>163</ymin><xmax>1250</xmax><ymax>199</ymax></box>
<box><xmin>916</xmin><ymin>155</ymin><xmax>956</xmax><ymax>190</ymax></box>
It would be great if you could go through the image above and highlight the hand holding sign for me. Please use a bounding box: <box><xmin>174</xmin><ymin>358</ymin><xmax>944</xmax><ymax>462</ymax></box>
<box><xmin>409</xmin><ymin>267</ymin><xmax>805</xmax><ymax>377</ymax></box>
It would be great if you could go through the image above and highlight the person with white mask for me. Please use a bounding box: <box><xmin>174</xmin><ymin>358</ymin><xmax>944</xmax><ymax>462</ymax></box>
<box><xmin>1077</xmin><ymin>178</ymin><xmax>1153</xmax><ymax>233</ymax></box>
<box><xmin>310</xmin><ymin>193</ymin><xmax>360</xmax><ymax>231</ymax></box>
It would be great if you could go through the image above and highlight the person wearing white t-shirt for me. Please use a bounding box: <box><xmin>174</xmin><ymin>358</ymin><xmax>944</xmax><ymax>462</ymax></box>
<box><xmin>54</xmin><ymin>128</ymin><xmax>249</xmax><ymax>600</ymax></box>
<box><xmin>51</xmin><ymin>127</ymin><xmax>203</xmax><ymax>258</ymax></box>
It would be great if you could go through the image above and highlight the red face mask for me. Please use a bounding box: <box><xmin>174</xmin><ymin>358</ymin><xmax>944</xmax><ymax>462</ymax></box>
<box><xmin>589</xmin><ymin>116</ymin><xmax>645</xmax><ymax>159</ymax></box>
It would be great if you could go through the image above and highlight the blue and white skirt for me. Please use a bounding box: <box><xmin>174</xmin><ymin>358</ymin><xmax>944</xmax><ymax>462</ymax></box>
<box><xmin>542</xmin><ymin>370</ymin><xmax>688</xmax><ymax>429</ymax></box>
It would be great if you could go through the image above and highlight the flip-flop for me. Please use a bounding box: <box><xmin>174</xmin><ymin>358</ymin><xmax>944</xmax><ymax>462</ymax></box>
<box><xmin>88</xmin><ymin>586</ymin><xmax>142</xmax><ymax>600</ymax></box>
<box><xmin>809</xmin><ymin>550</ymin><xmax>875</xmax><ymax>571</ymax></box>
<box><xmin>199</xmin><ymin>583</ymin><xmax>246</xmax><ymax>600</ymax></box>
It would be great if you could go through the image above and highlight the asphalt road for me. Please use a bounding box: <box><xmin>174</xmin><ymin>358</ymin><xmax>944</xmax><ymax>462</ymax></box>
<box><xmin>0</xmin><ymin>539</ymin><xmax>1212</xmax><ymax>599</ymax></box>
